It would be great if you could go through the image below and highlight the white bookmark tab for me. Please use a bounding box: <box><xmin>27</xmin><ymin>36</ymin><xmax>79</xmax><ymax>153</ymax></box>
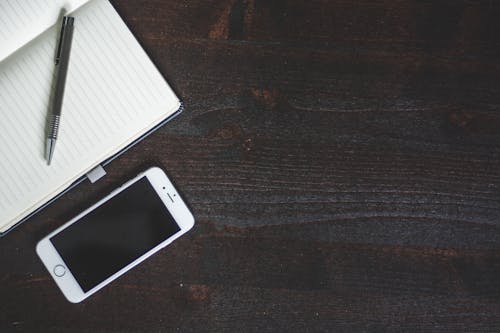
<box><xmin>86</xmin><ymin>165</ymin><xmax>106</xmax><ymax>183</ymax></box>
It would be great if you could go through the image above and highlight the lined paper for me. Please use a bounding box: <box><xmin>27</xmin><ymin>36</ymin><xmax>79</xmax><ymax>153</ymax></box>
<box><xmin>0</xmin><ymin>0</ymin><xmax>180</xmax><ymax>232</ymax></box>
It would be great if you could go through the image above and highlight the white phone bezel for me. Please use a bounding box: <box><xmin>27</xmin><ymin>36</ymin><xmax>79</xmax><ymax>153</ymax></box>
<box><xmin>36</xmin><ymin>166</ymin><xmax>194</xmax><ymax>303</ymax></box>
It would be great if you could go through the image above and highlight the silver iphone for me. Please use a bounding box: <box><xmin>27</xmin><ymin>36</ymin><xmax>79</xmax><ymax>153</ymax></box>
<box><xmin>36</xmin><ymin>167</ymin><xmax>194</xmax><ymax>303</ymax></box>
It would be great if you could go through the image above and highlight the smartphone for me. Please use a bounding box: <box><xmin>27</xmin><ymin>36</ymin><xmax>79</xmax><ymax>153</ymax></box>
<box><xmin>36</xmin><ymin>167</ymin><xmax>194</xmax><ymax>303</ymax></box>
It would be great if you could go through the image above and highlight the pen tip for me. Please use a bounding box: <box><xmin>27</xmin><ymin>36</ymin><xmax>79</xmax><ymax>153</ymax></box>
<box><xmin>46</xmin><ymin>139</ymin><xmax>56</xmax><ymax>166</ymax></box>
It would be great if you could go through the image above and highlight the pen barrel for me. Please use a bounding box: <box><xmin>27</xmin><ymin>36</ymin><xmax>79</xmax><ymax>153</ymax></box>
<box><xmin>47</xmin><ymin>115</ymin><xmax>61</xmax><ymax>140</ymax></box>
<box><xmin>52</xmin><ymin>18</ymin><xmax>74</xmax><ymax>117</ymax></box>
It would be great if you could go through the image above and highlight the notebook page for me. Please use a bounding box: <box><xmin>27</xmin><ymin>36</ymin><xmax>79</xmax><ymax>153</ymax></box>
<box><xmin>0</xmin><ymin>0</ymin><xmax>91</xmax><ymax>62</ymax></box>
<box><xmin>0</xmin><ymin>0</ymin><xmax>180</xmax><ymax>232</ymax></box>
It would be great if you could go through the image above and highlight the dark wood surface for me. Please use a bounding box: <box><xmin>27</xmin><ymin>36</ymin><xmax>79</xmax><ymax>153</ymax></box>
<box><xmin>2</xmin><ymin>0</ymin><xmax>500</xmax><ymax>331</ymax></box>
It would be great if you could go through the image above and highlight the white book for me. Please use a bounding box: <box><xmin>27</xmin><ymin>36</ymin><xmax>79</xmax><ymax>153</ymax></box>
<box><xmin>0</xmin><ymin>0</ymin><xmax>181</xmax><ymax>233</ymax></box>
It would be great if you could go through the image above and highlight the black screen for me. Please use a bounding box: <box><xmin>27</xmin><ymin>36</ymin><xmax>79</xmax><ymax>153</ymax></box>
<box><xmin>51</xmin><ymin>177</ymin><xmax>181</xmax><ymax>292</ymax></box>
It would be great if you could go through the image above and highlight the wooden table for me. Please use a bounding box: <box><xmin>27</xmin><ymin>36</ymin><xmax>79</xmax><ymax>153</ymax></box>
<box><xmin>2</xmin><ymin>0</ymin><xmax>500</xmax><ymax>331</ymax></box>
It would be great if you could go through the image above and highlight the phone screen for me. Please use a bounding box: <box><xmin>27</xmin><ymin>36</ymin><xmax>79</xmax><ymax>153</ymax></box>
<box><xmin>50</xmin><ymin>177</ymin><xmax>181</xmax><ymax>292</ymax></box>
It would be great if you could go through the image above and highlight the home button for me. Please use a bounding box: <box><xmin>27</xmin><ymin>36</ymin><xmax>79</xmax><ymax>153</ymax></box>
<box><xmin>53</xmin><ymin>265</ymin><xmax>66</xmax><ymax>277</ymax></box>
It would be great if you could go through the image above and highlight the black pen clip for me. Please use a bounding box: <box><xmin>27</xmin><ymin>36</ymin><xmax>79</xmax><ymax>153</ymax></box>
<box><xmin>55</xmin><ymin>16</ymin><xmax>74</xmax><ymax>65</ymax></box>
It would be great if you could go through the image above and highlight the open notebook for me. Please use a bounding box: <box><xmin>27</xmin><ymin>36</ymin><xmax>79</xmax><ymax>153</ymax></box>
<box><xmin>0</xmin><ymin>0</ymin><xmax>181</xmax><ymax>234</ymax></box>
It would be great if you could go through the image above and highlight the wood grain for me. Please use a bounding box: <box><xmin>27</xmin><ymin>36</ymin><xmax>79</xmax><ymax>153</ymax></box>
<box><xmin>1</xmin><ymin>0</ymin><xmax>500</xmax><ymax>331</ymax></box>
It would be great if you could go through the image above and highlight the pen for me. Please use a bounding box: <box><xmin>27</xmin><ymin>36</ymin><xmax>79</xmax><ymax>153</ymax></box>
<box><xmin>46</xmin><ymin>16</ymin><xmax>75</xmax><ymax>165</ymax></box>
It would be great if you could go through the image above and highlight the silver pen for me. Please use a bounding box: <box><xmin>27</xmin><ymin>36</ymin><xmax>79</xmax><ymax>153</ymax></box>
<box><xmin>46</xmin><ymin>16</ymin><xmax>75</xmax><ymax>165</ymax></box>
